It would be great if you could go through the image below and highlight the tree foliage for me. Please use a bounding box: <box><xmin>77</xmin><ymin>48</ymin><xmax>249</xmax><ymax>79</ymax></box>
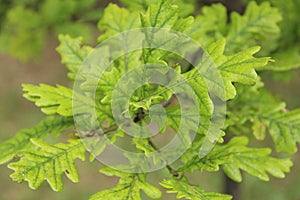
<box><xmin>0</xmin><ymin>0</ymin><xmax>299</xmax><ymax>199</ymax></box>
<box><xmin>0</xmin><ymin>0</ymin><xmax>101</xmax><ymax>62</ymax></box>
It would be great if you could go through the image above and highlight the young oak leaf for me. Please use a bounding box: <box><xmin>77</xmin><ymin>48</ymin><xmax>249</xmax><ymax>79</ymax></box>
<box><xmin>160</xmin><ymin>177</ymin><xmax>232</xmax><ymax>200</ymax></box>
<box><xmin>227</xmin><ymin>83</ymin><xmax>300</xmax><ymax>154</ymax></box>
<box><xmin>22</xmin><ymin>84</ymin><xmax>100</xmax><ymax>117</ymax></box>
<box><xmin>255</xmin><ymin>0</ymin><xmax>300</xmax><ymax>71</ymax></box>
<box><xmin>186</xmin><ymin>2</ymin><xmax>281</xmax><ymax>54</ymax></box>
<box><xmin>178</xmin><ymin>137</ymin><xmax>292</xmax><ymax>182</ymax></box>
<box><xmin>226</xmin><ymin>1</ymin><xmax>282</xmax><ymax>53</ymax></box>
<box><xmin>0</xmin><ymin>116</ymin><xmax>73</xmax><ymax>165</ymax></box>
<box><xmin>221</xmin><ymin>137</ymin><xmax>293</xmax><ymax>182</ymax></box>
<box><xmin>178</xmin><ymin>136</ymin><xmax>231</xmax><ymax>173</ymax></box>
<box><xmin>261</xmin><ymin>107</ymin><xmax>300</xmax><ymax>154</ymax></box>
<box><xmin>140</xmin><ymin>0</ymin><xmax>178</xmax><ymax>29</ymax></box>
<box><xmin>56</xmin><ymin>35</ymin><xmax>93</xmax><ymax>80</ymax></box>
<box><xmin>95</xmin><ymin>51</ymin><xmax>143</xmax><ymax>104</ymax></box>
<box><xmin>8</xmin><ymin>139</ymin><xmax>86</xmax><ymax>191</ymax></box>
<box><xmin>140</xmin><ymin>0</ymin><xmax>180</xmax><ymax>63</ymax></box>
<box><xmin>90</xmin><ymin>167</ymin><xmax>161</xmax><ymax>200</ymax></box>
<box><xmin>120</xmin><ymin>0</ymin><xmax>160</xmax><ymax>11</ymax></box>
<box><xmin>0</xmin><ymin>6</ymin><xmax>45</xmax><ymax>62</ymax></box>
<box><xmin>23</xmin><ymin>84</ymin><xmax>74</xmax><ymax>116</ymax></box>
<box><xmin>181</xmin><ymin>69</ymin><xmax>216</xmax><ymax>136</ymax></box>
<box><xmin>120</xmin><ymin>0</ymin><xmax>195</xmax><ymax>17</ymax></box>
<box><xmin>97</xmin><ymin>3</ymin><xmax>140</xmax><ymax>42</ymax></box>
<box><xmin>273</xmin><ymin>0</ymin><xmax>300</xmax><ymax>46</ymax></box>
<box><xmin>203</xmin><ymin>39</ymin><xmax>270</xmax><ymax>100</ymax></box>
<box><xmin>186</xmin><ymin>3</ymin><xmax>227</xmax><ymax>46</ymax></box>
<box><xmin>164</xmin><ymin>105</ymin><xmax>201</xmax><ymax>146</ymax></box>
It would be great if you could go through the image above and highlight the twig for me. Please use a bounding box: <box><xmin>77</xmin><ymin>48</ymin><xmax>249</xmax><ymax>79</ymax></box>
<box><xmin>147</xmin><ymin>138</ymin><xmax>179</xmax><ymax>177</ymax></box>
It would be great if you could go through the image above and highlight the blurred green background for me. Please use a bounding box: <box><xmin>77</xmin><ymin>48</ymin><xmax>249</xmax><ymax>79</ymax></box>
<box><xmin>0</xmin><ymin>0</ymin><xmax>299</xmax><ymax>199</ymax></box>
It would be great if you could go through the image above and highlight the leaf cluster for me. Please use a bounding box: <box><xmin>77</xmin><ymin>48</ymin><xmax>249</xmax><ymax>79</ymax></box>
<box><xmin>0</xmin><ymin>0</ymin><xmax>101</xmax><ymax>62</ymax></box>
<box><xmin>0</xmin><ymin>0</ymin><xmax>299</xmax><ymax>199</ymax></box>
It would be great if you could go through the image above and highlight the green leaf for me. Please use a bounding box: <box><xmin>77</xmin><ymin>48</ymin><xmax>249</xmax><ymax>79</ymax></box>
<box><xmin>160</xmin><ymin>177</ymin><xmax>232</xmax><ymax>200</ymax></box>
<box><xmin>227</xmin><ymin>83</ymin><xmax>300</xmax><ymax>153</ymax></box>
<box><xmin>56</xmin><ymin>34</ymin><xmax>93</xmax><ymax>79</ymax></box>
<box><xmin>205</xmin><ymin>39</ymin><xmax>270</xmax><ymax>100</ymax></box>
<box><xmin>186</xmin><ymin>3</ymin><xmax>227</xmax><ymax>46</ymax></box>
<box><xmin>186</xmin><ymin>2</ymin><xmax>281</xmax><ymax>54</ymax></box>
<box><xmin>22</xmin><ymin>84</ymin><xmax>97</xmax><ymax>117</ymax></box>
<box><xmin>264</xmin><ymin>108</ymin><xmax>300</xmax><ymax>153</ymax></box>
<box><xmin>269</xmin><ymin>0</ymin><xmax>300</xmax><ymax>47</ymax></box>
<box><xmin>97</xmin><ymin>3</ymin><xmax>140</xmax><ymax>42</ymax></box>
<box><xmin>132</xmin><ymin>138</ymin><xmax>155</xmax><ymax>157</ymax></box>
<box><xmin>221</xmin><ymin>137</ymin><xmax>292</xmax><ymax>182</ymax></box>
<box><xmin>90</xmin><ymin>167</ymin><xmax>161</xmax><ymax>200</ymax></box>
<box><xmin>226</xmin><ymin>1</ymin><xmax>282</xmax><ymax>53</ymax></box>
<box><xmin>132</xmin><ymin>137</ymin><xmax>169</xmax><ymax>166</ymax></box>
<box><xmin>140</xmin><ymin>0</ymin><xmax>178</xmax><ymax>29</ymax></box>
<box><xmin>178</xmin><ymin>136</ymin><xmax>231</xmax><ymax>173</ymax></box>
<box><xmin>2</xmin><ymin>1</ymin><xmax>299</xmax><ymax>199</ymax></box>
<box><xmin>0</xmin><ymin>116</ymin><xmax>73</xmax><ymax>165</ymax></box>
<box><xmin>171</xmin><ymin>16</ymin><xmax>194</xmax><ymax>33</ymax></box>
<box><xmin>40</xmin><ymin>0</ymin><xmax>77</xmax><ymax>25</ymax></box>
<box><xmin>140</xmin><ymin>0</ymin><xmax>180</xmax><ymax>63</ymax></box>
<box><xmin>95</xmin><ymin>51</ymin><xmax>142</xmax><ymax>103</ymax></box>
<box><xmin>8</xmin><ymin>139</ymin><xmax>86</xmax><ymax>191</ymax></box>
<box><xmin>258</xmin><ymin>0</ymin><xmax>300</xmax><ymax>73</ymax></box>
<box><xmin>120</xmin><ymin>0</ymin><xmax>195</xmax><ymax>17</ymax></box>
<box><xmin>170</xmin><ymin>0</ymin><xmax>195</xmax><ymax>17</ymax></box>
<box><xmin>181</xmin><ymin>69</ymin><xmax>214</xmax><ymax>135</ymax></box>
<box><xmin>0</xmin><ymin>6</ymin><xmax>45</xmax><ymax>61</ymax></box>
<box><xmin>252</xmin><ymin>120</ymin><xmax>267</xmax><ymax>140</ymax></box>
<box><xmin>23</xmin><ymin>84</ymin><xmax>73</xmax><ymax>116</ymax></box>
<box><xmin>120</xmin><ymin>0</ymin><xmax>159</xmax><ymax>11</ymax></box>
<box><xmin>164</xmin><ymin>105</ymin><xmax>201</xmax><ymax>146</ymax></box>
<box><xmin>178</xmin><ymin>137</ymin><xmax>292</xmax><ymax>182</ymax></box>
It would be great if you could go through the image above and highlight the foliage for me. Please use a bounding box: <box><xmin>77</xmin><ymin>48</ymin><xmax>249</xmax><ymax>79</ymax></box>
<box><xmin>0</xmin><ymin>0</ymin><xmax>299</xmax><ymax>199</ymax></box>
<box><xmin>160</xmin><ymin>177</ymin><xmax>232</xmax><ymax>200</ymax></box>
<box><xmin>243</xmin><ymin>0</ymin><xmax>300</xmax><ymax>71</ymax></box>
<box><xmin>90</xmin><ymin>167</ymin><xmax>162</xmax><ymax>200</ymax></box>
<box><xmin>0</xmin><ymin>0</ymin><xmax>101</xmax><ymax>62</ymax></box>
<box><xmin>179</xmin><ymin>136</ymin><xmax>292</xmax><ymax>182</ymax></box>
<box><xmin>9</xmin><ymin>139</ymin><xmax>86</xmax><ymax>191</ymax></box>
